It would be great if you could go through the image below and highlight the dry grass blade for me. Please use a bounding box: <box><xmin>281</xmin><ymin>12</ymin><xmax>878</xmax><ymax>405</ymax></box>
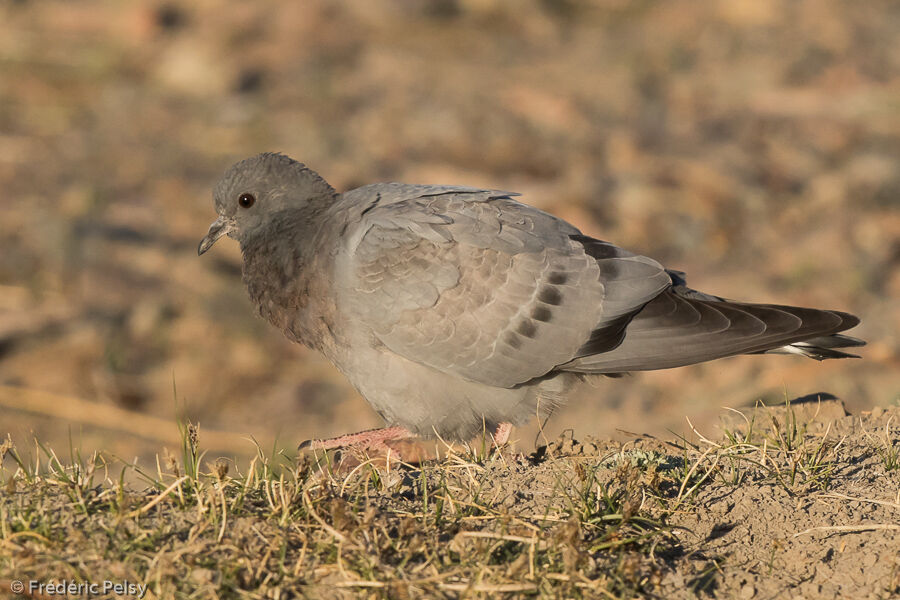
<box><xmin>454</xmin><ymin>531</ymin><xmax>540</xmax><ymax>545</ymax></box>
<box><xmin>793</xmin><ymin>524</ymin><xmax>900</xmax><ymax>537</ymax></box>
<box><xmin>127</xmin><ymin>475</ymin><xmax>189</xmax><ymax>517</ymax></box>
<box><xmin>334</xmin><ymin>581</ymin><xmax>386</xmax><ymax>588</ymax></box>
<box><xmin>438</xmin><ymin>582</ymin><xmax>539</xmax><ymax>592</ymax></box>
<box><xmin>818</xmin><ymin>492</ymin><xmax>900</xmax><ymax>511</ymax></box>
<box><xmin>301</xmin><ymin>489</ymin><xmax>360</xmax><ymax>549</ymax></box>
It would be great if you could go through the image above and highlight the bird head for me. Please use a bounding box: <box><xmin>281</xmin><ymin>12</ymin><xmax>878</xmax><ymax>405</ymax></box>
<box><xmin>198</xmin><ymin>152</ymin><xmax>336</xmax><ymax>255</ymax></box>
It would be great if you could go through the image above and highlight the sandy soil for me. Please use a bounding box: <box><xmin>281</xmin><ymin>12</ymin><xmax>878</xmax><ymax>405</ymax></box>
<box><xmin>2</xmin><ymin>398</ymin><xmax>896</xmax><ymax>598</ymax></box>
<box><xmin>396</xmin><ymin>400</ymin><xmax>900</xmax><ymax>598</ymax></box>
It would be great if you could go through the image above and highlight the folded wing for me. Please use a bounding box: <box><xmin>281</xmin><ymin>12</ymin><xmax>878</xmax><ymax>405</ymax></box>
<box><xmin>336</xmin><ymin>185</ymin><xmax>670</xmax><ymax>387</ymax></box>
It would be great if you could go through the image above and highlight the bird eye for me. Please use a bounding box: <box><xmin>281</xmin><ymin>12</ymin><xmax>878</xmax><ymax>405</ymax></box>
<box><xmin>238</xmin><ymin>193</ymin><xmax>256</xmax><ymax>208</ymax></box>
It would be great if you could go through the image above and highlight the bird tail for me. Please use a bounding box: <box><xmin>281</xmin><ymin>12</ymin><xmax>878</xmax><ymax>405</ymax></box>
<box><xmin>561</xmin><ymin>288</ymin><xmax>863</xmax><ymax>374</ymax></box>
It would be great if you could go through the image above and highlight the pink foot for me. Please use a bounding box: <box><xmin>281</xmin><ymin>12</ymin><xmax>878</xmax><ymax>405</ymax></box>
<box><xmin>298</xmin><ymin>422</ymin><xmax>514</xmax><ymax>465</ymax></box>
<box><xmin>299</xmin><ymin>426</ymin><xmax>433</xmax><ymax>465</ymax></box>
<box><xmin>492</xmin><ymin>422</ymin><xmax>513</xmax><ymax>446</ymax></box>
<box><xmin>299</xmin><ymin>426</ymin><xmax>414</xmax><ymax>452</ymax></box>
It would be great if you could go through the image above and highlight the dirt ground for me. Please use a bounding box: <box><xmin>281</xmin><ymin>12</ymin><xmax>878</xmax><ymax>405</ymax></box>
<box><xmin>309</xmin><ymin>399</ymin><xmax>900</xmax><ymax>598</ymax></box>
<box><xmin>545</xmin><ymin>401</ymin><xmax>900</xmax><ymax>599</ymax></box>
<box><xmin>1</xmin><ymin>399</ymin><xmax>897</xmax><ymax>598</ymax></box>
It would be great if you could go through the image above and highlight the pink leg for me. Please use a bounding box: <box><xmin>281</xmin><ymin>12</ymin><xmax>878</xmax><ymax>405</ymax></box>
<box><xmin>492</xmin><ymin>422</ymin><xmax>513</xmax><ymax>446</ymax></box>
<box><xmin>298</xmin><ymin>426</ymin><xmax>414</xmax><ymax>451</ymax></box>
<box><xmin>299</xmin><ymin>422</ymin><xmax>513</xmax><ymax>463</ymax></box>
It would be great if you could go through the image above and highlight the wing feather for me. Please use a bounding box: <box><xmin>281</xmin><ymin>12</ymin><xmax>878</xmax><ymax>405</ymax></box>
<box><xmin>336</xmin><ymin>186</ymin><xmax>670</xmax><ymax>387</ymax></box>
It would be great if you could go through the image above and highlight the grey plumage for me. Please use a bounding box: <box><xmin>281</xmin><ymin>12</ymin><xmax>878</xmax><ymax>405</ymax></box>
<box><xmin>199</xmin><ymin>153</ymin><xmax>863</xmax><ymax>441</ymax></box>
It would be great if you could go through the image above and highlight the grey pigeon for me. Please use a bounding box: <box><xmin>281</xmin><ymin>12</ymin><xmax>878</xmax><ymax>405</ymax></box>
<box><xmin>199</xmin><ymin>153</ymin><xmax>863</xmax><ymax>451</ymax></box>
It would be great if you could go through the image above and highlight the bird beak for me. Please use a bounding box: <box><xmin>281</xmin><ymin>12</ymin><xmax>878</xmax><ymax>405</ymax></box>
<box><xmin>198</xmin><ymin>216</ymin><xmax>235</xmax><ymax>255</ymax></box>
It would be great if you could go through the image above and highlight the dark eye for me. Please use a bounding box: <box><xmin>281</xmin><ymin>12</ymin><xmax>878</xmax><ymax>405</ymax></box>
<box><xmin>238</xmin><ymin>193</ymin><xmax>255</xmax><ymax>208</ymax></box>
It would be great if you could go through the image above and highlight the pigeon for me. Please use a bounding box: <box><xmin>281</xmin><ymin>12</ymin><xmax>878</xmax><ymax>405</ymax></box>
<box><xmin>199</xmin><ymin>152</ymin><xmax>863</xmax><ymax>452</ymax></box>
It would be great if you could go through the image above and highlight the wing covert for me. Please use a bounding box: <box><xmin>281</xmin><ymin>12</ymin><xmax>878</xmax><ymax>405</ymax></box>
<box><xmin>335</xmin><ymin>186</ymin><xmax>670</xmax><ymax>387</ymax></box>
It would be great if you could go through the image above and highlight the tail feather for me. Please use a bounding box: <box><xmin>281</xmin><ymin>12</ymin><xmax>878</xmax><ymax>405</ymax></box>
<box><xmin>562</xmin><ymin>287</ymin><xmax>863</xmax><ymax>374</ymax></box>
<box><xmin>761</xmin><ymin>333</ymin><xmax>866</xmax><ymax>360</ymax></box>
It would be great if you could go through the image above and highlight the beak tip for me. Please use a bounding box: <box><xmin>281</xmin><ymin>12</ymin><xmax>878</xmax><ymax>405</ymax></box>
<box><xmin>198</xmin><ymin>215</ymin><xmax>234</xmax><ymax>256</ymax></box>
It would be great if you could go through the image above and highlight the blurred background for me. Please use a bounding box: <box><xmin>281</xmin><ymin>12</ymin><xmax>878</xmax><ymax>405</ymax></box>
<box><xmin>1</xmin><ymin>0</ymin><xmax>897</xmax><ymax>468</ymax></box>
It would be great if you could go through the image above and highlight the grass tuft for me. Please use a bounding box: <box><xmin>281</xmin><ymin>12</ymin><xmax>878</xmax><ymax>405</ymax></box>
<box><xmin>2</xmin><ymin>403</ymin><xmax>898</xmax><ymax>598</ymax></box>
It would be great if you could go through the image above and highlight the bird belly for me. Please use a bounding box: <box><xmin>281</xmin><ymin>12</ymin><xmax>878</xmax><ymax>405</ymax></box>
<box><xmin>332</xmin><ymin>343</ymin><xmax>544</xmax><ymax>441</ymax></box>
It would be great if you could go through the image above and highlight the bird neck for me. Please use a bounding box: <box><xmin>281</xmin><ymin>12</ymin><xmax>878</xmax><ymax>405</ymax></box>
<box><xmin>239</xmin><ymin>208</ymin><xmax>337</xmax><ymax>353</ymax></box>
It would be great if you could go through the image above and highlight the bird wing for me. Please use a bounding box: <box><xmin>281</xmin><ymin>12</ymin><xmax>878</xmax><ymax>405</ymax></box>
<box><xmin>336</xmin><ymin>185</ymin><xmax>671</xmax><ymax>388</ymax></box>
